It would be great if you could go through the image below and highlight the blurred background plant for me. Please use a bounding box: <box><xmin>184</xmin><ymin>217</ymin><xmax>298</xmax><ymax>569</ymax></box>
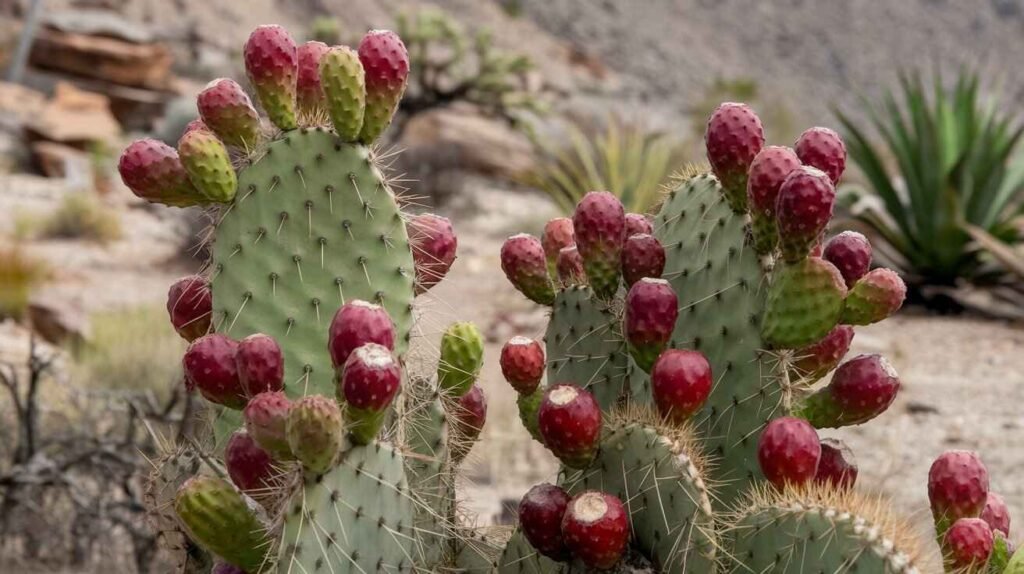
<box><xmin>0</xmin><ymin>243</ymin><xmax>48</xmax><ymax>320</ymax></box>
<box><xmin>836</xmin><ymin>72</ymin><xmax>1024</xmax><ymax>295</ymax></box>
<box><xmin>307</xmin><ymin>15</ymin><xmax>343</xmax><ymax>45</ymax></box>
<box><xmin>686</xmin><ymin>76</ymin><xmax>799</xmax><ymax>157</ymax></box>
<box><xmin>37</xmin><ymin>192</ymin><xmax>122</xmax><ymax>244</ymax></box>
<box><xmin>522</xmin><ymin>116</ymin><xmax>687</xmax><ymax>214</ymax></box>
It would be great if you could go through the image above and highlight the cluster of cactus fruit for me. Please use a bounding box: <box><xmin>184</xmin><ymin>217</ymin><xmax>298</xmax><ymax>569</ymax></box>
<box><xmin>119</xmin><ymin>21</ymin><xmax>1019</xmax><ymax>574</ymax></box>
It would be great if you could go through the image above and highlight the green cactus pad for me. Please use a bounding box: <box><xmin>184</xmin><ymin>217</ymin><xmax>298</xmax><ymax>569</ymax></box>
<box><xmin>1004</xmin><ymin>543</ymin><xmax>1024</xmax><ymax>573</ymax></box>
<box><xmin>174</xmin><ymin>476</ymin><xmax>270</xmax><ymax>573</ymax></box>
<box><xmin>761</xmin><ymin>257</ymin><xmax>845</xmax><ymax>349</ymax></box>
<box><xmin>277</xmin><ymin>439</ymin><xmax>417</xmax><ymax>573</ymax></box>
<box><xmin>437</xmin><ymin>322</ymin><xmax>485</xmax><ymax>397</ymax></box>
<box><xmin>545</xmin><ymin>286</ymin><xmax>630</xmax><ymax>410</ymax></box>
<box><xmin>727</xmin><ymin>486</ymin><xmax>927</xmax><ymax>574</ymax></box>
<box><xmin>496</xmin><ymin>529</ymin><xmax>565</xmax><ymax>573</ymax></box>
<box><xmin>653</xmin><ymin>174</ymin><xmax>778</xmax><ymax>504</ymax></box>
<box><xmin>402</xmin><ymin>377</ymin><xmax>452</xmax><ymax>569</ymax></box>
<box><xmin>210</xmin><ymin>129</ymin><xmax>415</xmax><ymax>438</ymax></box>
<box><xmin>320</xmin><ymin>47</ymin><xmax>366</xmax><ymax>142</ymax></box>
<box><xmin>563</xmin><ymin>418</ymin><xmax>718</xmax><ymax>572</ymax></box>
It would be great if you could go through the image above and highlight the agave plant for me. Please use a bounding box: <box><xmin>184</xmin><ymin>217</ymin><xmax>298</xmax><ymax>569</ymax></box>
<box><xmin>836</xmin><ymin>72</ymin><xmax>1024</xmax><ymax>288</ymax></box>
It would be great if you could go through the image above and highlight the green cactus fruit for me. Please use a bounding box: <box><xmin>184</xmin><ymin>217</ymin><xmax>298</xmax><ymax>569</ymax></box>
<box><xmin>437</xmin><ymin>322</ymin><xmax>484</xmax><ymax>397</ymax></box>
<box><xmin>197</xmin><ymin>78</ymin><xmax>262</xmax><ymax>149</ymax></box>
<box><xmin>516</xmin><ymin>385</ymin><xmax>545</xmax><ymax>443</ymax></box>
<box><xmin>286</xmin><ymin>395</ymin><xmax>343</xmax><ymax>474</ymax></box>
<box><xmin>277</xmin><ymin>439</ymin><xmax>416</xmax><ymax>574</ymax></box>
<box><xmin>357</xmin><ymin>30</ymin><xmax>409</xmax><ymax>144</ymax></box>
<box><xmin>178</xmin><ymin>129</ymin><xmax>237</xmax><ymax>203</ymax></box>
<box><xmin>762</xmin><ymin>257</ymin><xmax>846</xmax><ymax>349</ymax></box>
<box><xmin>841</xmin><ymin>268</ymin><xmax>906</xmax><ymax>326</ymax></box>
<box><xmin>244</xmin><ymin>25</ymin><xmax>299</xmax><ymax>131</ymax></box>
<box><xmin>320</xmin><ymin>46</ymin><xmax>366</xmax><ymax>142</ymax></box>
<box><xmin>173</xmin><ymin>476</ymin><xmax>270</xmax><ymax>573</ymax></box>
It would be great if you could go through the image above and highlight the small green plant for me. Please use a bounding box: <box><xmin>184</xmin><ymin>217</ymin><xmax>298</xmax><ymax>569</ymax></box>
<box><xmin>837</xmin><ymin>72</ymin><xmax>1024</xmax><ymax>288</ymax></box>
<box><xmin>308</xmin><ymin>16</ymin><xmax>342</xmax><ymax>45</ymax></box>
<box><xmin>0</xmin><ymin>243</ymin><xmax>48</xmax><ymax>319</ymax></box>
<box><xmin>523</xmin><ymin>117</ymin><xmax>686</xmax><ymax>214</ymax></box>
<box><xmin>42</xmin><ymin>192</ymin><xmax>122</xmax><ymax>244</ymax></box>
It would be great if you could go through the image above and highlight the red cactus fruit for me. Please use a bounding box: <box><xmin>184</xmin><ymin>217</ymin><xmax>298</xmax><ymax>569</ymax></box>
<box><xmin>196</xmin><ymin>78</ymin><xmax>261</xmax><ymax>149</ymax></box>
<box><xmin>747</xmin><ymin>145</ymin><xmax>801</xmax><ymax>253</ymax></box>
<box><xmin>357</xmin><ymin>29</ymin><xmax>409</xmax><ymax>143</ymax></box>
<box><xmin>841</xmin><ymin>268</ymin><xmax>906</xmax><ymax>326</ymax></box>
<box><xmin>501</xmin><ymin>233</ymin><xmax>555</xmax><ymax>305</ymax></box>
<box><xmin>409</xmin><ymin>213</ymin><xmax>458</xmax><ymax>295</ymax></box>
<box><xmin>328</xmin><ymin>299</ymin><xmax>396</xmax><ymax>369</ymax></box>
<box><xmin>561</xmin><ymin>491</ymin><xmax>629</xmax><ymax>570</ymax></box>
<box><xmin>243</xmin><ymin>391</ymin><xmax>292</xmax><ymax>460</ymax></box>
<box><xmin>118</xmin><ymin>138</ymin><xmax>198</xmax><ymax>207</ymax></box>
<box><xmin>757</xmin><ymin>416</ymin><xmax>821</xmax><ymax>489</ymax></box>
<box><xmin>795</xmin><ymin>126</ymin><xmax>847</xmax><ymax>185</ymax></box>
<box><xmin>705</xmin><ymin>102</ymin><xmax>765</xmax><ymax>211</ymax></box>
<box><xmin>225</xmin><ymin>430</ymin><xmax>275</xmax><ymax>492</ymax></box>
<box><xmin>791</xmin><ymin>324</ymin><xmax>855</xmax><ymax>381</ymax></box>
<box><xmin>944</xmin><ymin>517</ymin><xmax>994</xmax><ymax>569</ymax></box>
<box><xmin>341</xmin><ymin>343</ymin><xmax>401</xmax><ymax>445</ymax></box>
<box><xmin>556</xmin><ymin>245</ymin><xmax>586</xmax><ymax>287</ymax></box>
<box><xmin>624</xmin><ymin>213</ymin><xmax>653</xmax><ymax>237</ymax></box>
<box><xmin>296</xmin><ymin>40</ymin><xmax>330</xmax><ymax>116</ymax></box>
<box><xmin>572</xmin><ymin>191</ymin><xmax>626</xmax><ymax>299</ymax></box>
<box><xmin>624</xmin><ymin>278</ymin><xmax>679</xmax><ymax>372</ymax></box>
<box><xmin>166</xmin><ymin>275</ymin><xmax>212</xmax><ymax>342</ymax></box>
<box><xmin>235</xmin><ymin>333</ymin><xmax>284</xmax><ymax>396</ymax></box>
<box><xmin>286</xmin><ymin>394</ymin><xmax>343</xmax><ymax>474</ymax></box>
<box><xmin>775</xmin><ymin>166</ymin><xmax>836</xmax><ymax>262</ymax></box>
<box><xmin>519</xmin><ymin>483</ymin><xmax>571</xmax><ymax>561</ymax></box>
<box><xmin>814</xmin><ymin>438</ymin><xmax>858</xmax><ymax>489</ymax></box>
<box><xmin>621</xmin><ymin>233</ymin><xmax>666</xmax><ymax>287</ymax></box>
<box><xmin>542</xmin><ymin>218</ymin><xmax>575</xmax><ymax>270</ymax></box>
<box><xmin>823</xmin><ymin>231</ymin><xmax>872</xmax><ymax>288</ymax></box>
<box><xmin>538</xmin><ymin>384</ymin><xmax>602</xmax><ymax>469</ymax></box>
<box><xmin>651</xmin><ymin>349</ymin><xmax>712</xmax><ymax>423</ymax></box>
<box><xmin>451</xmin><ymin>383</ymin><xmax>487</xmax><ymax>461</ymax></box>
<box><xmin>801</xmin><ymin>354</ymin><xmax>900</xmax><ymax>428</ymax></box>
<box><xmin>500</xmin><ymin>336</ymin><xmax>545</xmax><ymax>394</ymax></box>
<box><xmin>183</xmin><ymin>334</ymin><xmax>245</xmax><ymax>409</ymax></box>
<box><xmin>929</xmin><ymin>450</ymin><xmax>990</xmax><ymax>531</ymax></box>
<box><xmin>982</xmin><ymin>493</ymin><xmax>1011</xmax><ymax>537</ymax></box>
<box><xmin>243</xmin><ymin>25</ymin><xmax>298</xmax><ymax>130</ymax></box>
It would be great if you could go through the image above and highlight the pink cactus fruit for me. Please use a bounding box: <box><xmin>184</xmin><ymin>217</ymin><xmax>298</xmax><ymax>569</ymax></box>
<box><xmin>572</xmin><ymin>191</ymin><xmax>626</xmax><ymax>299</ymax></box>
<box><xmin>775</xmin><ymin>166</ymin><xmax>836</xmax><ymax>262</ymax></box>
<box><xmin>542</xmin><ymin>217</ymin><xmax>575</xmax><ymax>272</ymax></box>
<box><xmin>795</xmin><ymin>126</ymin><xmax>847</xmax><ymax>185</ymax></box>
<box><xmin>981</xmin><ymin>493</ymin><xmax>1011</xmax><ymax>537</ymax></box>
<box><xmin>929</xmin><ymin>450</ymin><xmax>990</xmax><ymax>534</ymax></box>
<box><xmin>620</xmin><ymin>233</ymin><xmax>666</xmax><ymax>287</ymax></box>
<box><xmin>519</xmin><ymin>483</ymin><xmax>571</xmax><ymax>561</ymax></box>
<box><xmin>814</xmin><ymin>438</ymin><xmax>858</xmax><ymax>489</ymax></box>
<box><xmin>538</xmin><ymin>384</ymin><xmax>602</xmax><ymax>469</ymax></box>
<box><xmin>243</xmin><ymin>391</ymin><xmax>293</xmax><ymax>460</ymax></box>
<box><xmin>624</xmin><ymin>212</ymin><xmax>653</xmax><ymax>237</ymax></box>
<box><xmin>705</xmin><ymin>102</ymin><xmax>765</xmax><ymax>212</ymax></box>
<box><xmin>500</xmin><ymin>336</ymin><xmax>545</xmax><ymax>395</ymax></box>
<box><xmin>340</xmin><ymin>343</ymin><xmax>401</xmax><ymax>445</ymax></box>
<box><xmin>841</xmin><ymin>268</ymin><xmax>906</xmax><ymax>326</ymax></box>
<box><xmin>296</xmin><ymin>40</ymin><xmax>331</xmax><ymax>116</ymax></box>
<box><xmin>501</xmin><ymin>233</ymin><xmax>555</xmax><ymax>305</ymax></box>
<box><xmin>182</xmin><ymin>333</ymin><xmax>246</xmax><ymax>409</ymax></box>
<box><xmin>823</xmin><ymin>231</ymin><xmax>872</xmax><ymax>288</ymax></box>
<box><xmin>561</xmin><ymin>491</ymin><xmax>629</xmax><ymax>570</ymax></box>
<box><xmin>328</xmin><ymin>300</ymin><xmax>396</xmax><ymax>370</ymax></box>
<box><xmin>235</xmin><ymin>333</ymin><xmax>284</xmax><ymax>396</ymax></box>
<box><xmin>624</xmin><ymin>278</ymin><xmax>678</xmax><ymax>372</ymax></box>
<box><xmin>944</xmin><ymin>517</ymin><xmax>994</xmax><ymax>569</ymax></box>
<box><xmin>790</xmin><ymin>324</ymin><xmax>855</xmax><ymax>381</ymax></box>
<box><xmin>650</xmin><ymin>349</ymin><xmax>713</xmax><ymax>423</ymax></box>
<box><xmin>746</xmin><ymin>145</ymin><xmax>801</xmax><ymax>253</ymax></box>
<box><xmin>357</xmin><ymin>30</ymin><xmax>409</xmax><ymax>143</ymax></box>
<box><xmin>556</xmin><ymin>245</ymin><xmax>586</xmax><ymax>287</ymax></box>
<box><xmin>757</xmin><ymin>416</ymin><xmax>821</xmax><ymax>489</ymax></box>
<box><xmin>409</xmin><ymin>213</ymin><xmax>458</xmax><ymax>295</ymax></box>
<box><xmin>118</xmin><ymin>138</ymin><xmax>199</xmax><ymax>207</ymax></box>
<box><xmin>243</xmin><ymin>25</ymin><xmax>298</xmax><ymax>130</ymax></box>
<box><xmin>451</xmin><ymin>383</ymin><xmax>487</xmax><ymax>461</ymax></box>
<box><xmin>196</xmin><ymin>78</ymin><xmax>261</xmax><ymax>148</ymax></box>
<box><xmin>225</xmin><ymin>430</ymin><xmax>275</xmax><ymax>493</ymax></box>
<box><xmin>166</xmin><ymin>275</ymin><xmax>212</xmax><ymax>342</ymax></box>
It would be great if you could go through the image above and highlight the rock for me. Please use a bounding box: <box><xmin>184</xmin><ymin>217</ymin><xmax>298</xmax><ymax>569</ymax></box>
<box><xmin>31</xmin><ymin>142</ymin><xmax>92</xmax><ymax>182</ymax></box>
<box><xmin>0</xmin><ymin>81</ymin><xmax>47</xmax><ymax>123</ymax></box>
<box><xmin>25</xmin><ymin>82</ymin><xmax>121</xmax><ymax>146</ymax></box>
<box><xmin>27</xmin><ymin>291</ymin><xmax>91</xmax><ymax>346</ymax></box>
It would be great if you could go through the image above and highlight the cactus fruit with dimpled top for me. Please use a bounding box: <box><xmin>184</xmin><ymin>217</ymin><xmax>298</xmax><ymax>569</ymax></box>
<box><xmin>705</xmin><ymin>102</ymin><xmax>765</xmax><ymax>211</ymax></box>
<box><xmin>339</xmin><ymin>343</ymin><xmax>400</xmax><ymax>444</ymax></box>
<box><xmin>561</xmin><ymin>491</ymin><xmax>630</xmax><ymax>570</ymax></box>
<box><xmin>538</xmin><ymin>384</ymin><xmax>602</xmax><ymax>469</ymax></box>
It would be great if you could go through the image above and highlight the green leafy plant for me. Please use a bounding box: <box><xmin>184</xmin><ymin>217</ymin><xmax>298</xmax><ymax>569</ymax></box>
<box><xmin>523</xmin><ymin>117</ymin><xmax>686</xmax><ymax>214</ymax></box>
<box><xmin>837</xmin><ymin>72</ymin><xmax>1024</xmax><ymax>288</ymax></box>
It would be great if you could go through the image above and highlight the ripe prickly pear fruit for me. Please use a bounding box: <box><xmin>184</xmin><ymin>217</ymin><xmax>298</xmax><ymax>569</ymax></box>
<box><xmin>624</xmin><ymin>278</ymin><xmax>678</xmax><ymax>372</ymax></box>
<box><xmin>944</xmin><ymin>517</ymin><xmax>994</xmax><ymax>569</ymax></box>
<box><xmin>982</xmin><ymin>493</ymin><xmax>1011</xmax><ymax>537</ymax></box>
<box><xmin>573</xmin><ymin>191</ymin><xmax>626</xmax><ymax>299</ymax></box>
<box><xmin>500</xmin><ymin>336</ymin><xmax>545</xmax><ymax>394</ymax></box>
<box><xmin>409</xmin><ymin>213</ymin><xmax>458</xmax><ymax>295</ymax></box>
<box><xmin>437</xmin><ymin>321</ymin><xmax>484</xmax><ymax>397</ymax></box>
<box><xmin>286</xmin><ymin>395</ymin><xmax>343</xmax><ymax>474</ymax></box>
<box><xmin>538</xmin><ymin>384</ymin><xmax>602</xmax><ymax>469</ymax></box>
<box><xmin>775</xmin><ymin>166</ymin><xmax>836</xmax><ymax>262</ymax></box>
<box><xmin>196</xmin><ymin>78</ymin><xmax>261</xmax><ymax>149</ymax></box>
<box><xmin>118</xmin><ymin>139</ymin><xmax>199</xmax><ymax>207</ymax></box>
<box><xmin>517</xmin><ymin>386</ymin><xmax>545</xmax><ymax>443</ymax></box>
<box><xmin>823</xmin><ymin>231</ymin><xmax>872</xmax><ymax>288</ymax></box>
<box><xmin>178</xmin><ymin>128</ymin><xmax>237</xmax><ymax>203</ymax></box>
<box><xmin>621</xmin><ymin>233</ymin><xmax>666</xmax><ymax>287</ymax></box>
<box><xmin>814</xmin><ymin>438</ymin><xmax>857</xmax><ymax>489</ymax></box>
<box><xmin>705</xmin><ymin>102</ymin><xmax>765</xmax><ymax>212</ymax></box>
<box><xmin>757</xmin><ymin>416</ymin><xmax>821</xmax><ymax>489</ymax></box>
<box><xmin>519</xmin><ymin>483</ymin><xmax>571</xmax><ymax>561</ymax></box>
<box><xmin>173</xmin><ymin>476</ymin><xmax>269</xmax><ymax>573</ymax></box>
<box><xmin>841</xmin><ymin>268</ymin><xmax>906</xmax><ymax>326</ymax></box>
<box><xmin>929</xmin><ymin>450</ymin><xmax>990</xmax><ymax>534</ymax></box>
<box><xmin>762</xmin><ymin>257</ymin><xmax>847</xmax><ymax>349</ymax></box>
<box><xmin>561</xmin><ymin>491</ymin><xmax>629</xmax><ymax>570</ymax></box>
<box><xmin>542</xmin><ymin>217</ymin><xmax>575</xmax><ymax>273</ymax></box>
<box><xmin>328</xmin><ymin>300</ymin><xmax>396</xmax><ymax>370</ymax></box>
<box><xmin>243</xmin><ymin>391</ymin><xmax>292</xmax><ymax>460</ymax></box>
<box><xmin>340</xmin><ymin>343</ymin><xmax>401</xmax><ymax>445</ymax></box>
<box><xmin>357</xmin><ymin>30</ymin><xmax>409</xmax><ymax>144</ymax></box>
<box><xmin>796</xmin><ymin>354</ymin><xmax>900</xmax><ymax>428</ymax></box>
<box><xmin>624</xmin><ymin>212</ymin><xmax>653</xmax><ymax>237</ymax></box>
<box><xmin>319</xmin><ymin>45</ymin><xmax>366</xmax><ymax>142</ymax></box>
<box><xmin>225</xmin><ymin>430</ymin><xmax>275</xmax><ymax>493</ymax></box>
<box><xmin>166</xmin><ymin>275</ymin><xmax>212</xmax><ymax>342</ymax></box>
<box><xmin>790</xmin><ymin>324</ymin><xmax>854</xmax><ymax>382</ymax></box>
<box><xmin>296</xmin><ymin>40</ymin><xmax>331</xmax><ymax>118</ymax></box>
<box><xmin>235</xmin><ymin>333</ymin><xmax>284</xmax><ymax>396</ymax></box>
<box><xmin>651</xmin><ymin>349</ymin><xmax>712</xmax><ymax>423</ymax></box>
<box><xmin>183</xmin><ymin>334</ymin><xmax>245</xmax><ymax>409</ymax></box>
<box><xmin>451</xmin><ymin>383</ymin><xmax>487</xmax><ymax>462</ymax></box>
<box><xmin>501</xmin><ymin>233</ymin><xmax>556</xmax><ymax>305</ymax></box>
<box><xmin>243</xmin><ymin>25</ymin><xmax>298</xmax><ymax>131</ymax></box>
<box><xmin>746</xmin><ymin>145</ymin><xmax>801</xmax><ymax>254</ymax></box>
<box><xmin>795</xmin><ymin>126</ymin><xmax>847</xmax><ymax>185</ymax></box>
<box><xmin>556</xmin><ymin>245</ymin><xmax>586</xmax><ymax>287</ymax></box>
